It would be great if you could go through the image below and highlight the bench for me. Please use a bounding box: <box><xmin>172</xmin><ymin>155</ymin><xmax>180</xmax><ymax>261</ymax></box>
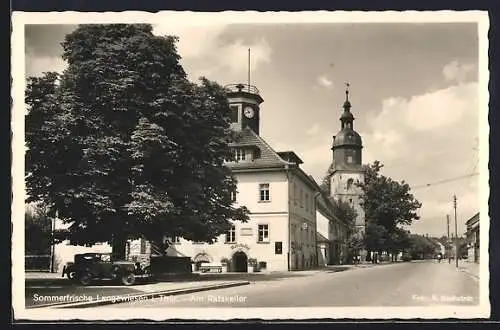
<box><xmin>199</xmin><ymin>265</ymin><xmax>223</xmax><ymax>273</ymax></box>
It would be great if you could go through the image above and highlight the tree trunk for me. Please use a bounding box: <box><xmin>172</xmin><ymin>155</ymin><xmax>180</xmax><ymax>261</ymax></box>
<box><xmin>112</xmin><ymin>234</ymin><xmax>127</xmax><ymax>260</ymax></box>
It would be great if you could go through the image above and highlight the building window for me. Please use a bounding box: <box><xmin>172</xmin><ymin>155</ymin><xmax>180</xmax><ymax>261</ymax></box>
<box><xmin>275</xmin><ymin>242</ymin><xmax>283</xmax><ymax>254</ymax></box>
<box><xmin>259</xmin><ymin>183</ymin><xmax>270</xmax><ymax>201</ymax></box>
<box><xmin>305</xmin><ymin>193</ymin><xmax>309</xmax><ymax>212</ymax></box>
<box><xmin>230</xmin><ymin>105</ymin><xmax>239</xmax><ymax>123</ymax></box>
<box><xmin>230</xmin><ymin>188</ymin><xmax>237</xmax><ymax>202</ymax></box>
<box><xmin>349</xmin><ymin>198</ymin><xmax>353</xmax><ymax>204</ymax></box>
<box><xmin>258</xmin><ymin>224</ymin><xmax>269</xmax><ymax>242</ymax></box>
<box><xmin>235</xmin><ymin>148</ymin><xmax>246</xmax><ymax>161</ymax></box>
<box><xmin>346</xmin><ymin>178</ymin><xmax>354</xmax><ymax>190</ymax></box>
<box><xmin>300</xmin><ymin>189</ymin><xmax>304</xmax><ymax>208</ymax></box>
<box><xmin>140</xmin><ymin>238</ymin><xmax>147</xmax><ymax>254</ymax></box>
<box><xmin>347</xmin><ymin>155</ymin><xmax>353</xmax><ymax>163</ymax></box>
<box><xmin>225</xmin><ymin>226</ymin><xmax>236</xmax><ymax>243</ymax></box>
<box><xmin>258</xmin><ymin>261</ymin><xmax>267</xmax><ymax>270</ymax></box>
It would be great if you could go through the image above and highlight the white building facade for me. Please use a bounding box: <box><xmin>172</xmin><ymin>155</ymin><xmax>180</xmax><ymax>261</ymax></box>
<box><xmin>171</xmin><ymin>83</ymin><xmax>318</xmax><ymax>272</ymax></box>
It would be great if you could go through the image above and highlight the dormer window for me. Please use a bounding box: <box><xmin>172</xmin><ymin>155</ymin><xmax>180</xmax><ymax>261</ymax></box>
<box><xmin>234</xmin><ymin>148</ymin><xmax>246</xmax><ymax>161</ymax></box>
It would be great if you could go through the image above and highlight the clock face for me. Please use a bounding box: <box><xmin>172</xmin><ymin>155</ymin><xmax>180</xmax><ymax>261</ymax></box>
<box><xmin>243</xmin><ymin>106</ymin><xmax>255</xmax><ymax>118</ymax></box>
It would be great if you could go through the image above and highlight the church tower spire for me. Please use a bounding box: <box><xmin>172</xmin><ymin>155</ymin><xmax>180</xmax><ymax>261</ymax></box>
<box><xmin>340</xmin><ymin>82</ymin><xmax>355</xmax><ymax>130</ymax></box>
<box><xmin>328</xmin><ymin>83</ymin><xmax>366</xmax><ymax>252</ymax></box>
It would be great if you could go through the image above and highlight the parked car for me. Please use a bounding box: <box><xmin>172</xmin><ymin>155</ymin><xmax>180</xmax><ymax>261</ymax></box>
<box><xmin>61</xmin><ymin>253</ymin><xmax>150</xmax><ymax>286</ymax></box>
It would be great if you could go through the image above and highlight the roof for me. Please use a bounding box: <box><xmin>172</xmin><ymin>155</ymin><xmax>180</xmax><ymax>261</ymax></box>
<box><xmin>466</xmin><ymin>212</ymin><xmax>480</xmax><ymax>227</ymax></box>
<box><xmin>227</xmin><ymin>127</ymin><xmax>295</xmax><ymax>170</ymax></box>
<box><xmin>316</xmin><ymin>232</ymin><xmax>330</xmax><ymax>243</ymax></box>
<box><xmin>277</xmin><ymin>151</ymin><xmax>304</xmax><ymax>165</ymax></box>
<box><xmin>332</xmin><ymin>128</ymin><xmax>363</xmax><ymax>148</ymax></box>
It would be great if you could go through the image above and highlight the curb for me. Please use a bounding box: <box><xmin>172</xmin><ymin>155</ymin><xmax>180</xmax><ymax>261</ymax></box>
<box><xmin>30</xmin><ymin>281</ymin><xmax>250</xmax><ymax>309</ymax></box>
<box><xmin>458</xmin><ymin>267</ymin><xmax>479</xmax><ymax>280</ymax></box>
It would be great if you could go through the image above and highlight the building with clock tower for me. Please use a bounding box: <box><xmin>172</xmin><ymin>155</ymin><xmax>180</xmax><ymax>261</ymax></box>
<box><xmin>165</xmin><ymin>82</ymin><xmax>327</xmax><ymax>272</ymax></box>
<box><xmin>327</xmin><ymin>86</ymin><xmax>366</xmax><ymax>245</ymax></box>
<box><xmin>226</xmin><ymin>83</ymin><xmax>263</xmax><ymax>134</ymax></box>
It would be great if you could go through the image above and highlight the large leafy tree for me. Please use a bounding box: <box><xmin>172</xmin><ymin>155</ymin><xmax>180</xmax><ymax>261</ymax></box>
<box><xmin>408</xmin><ymin>234</ymin><xmax>439</xmax><ymax>260</ymax></box>
<box><xmin>25</xmin><ymin>24</ymin><xmax>249</xmax><ymax>257</ymax></box>
<box><xmin>358</xmin><ymin>161</ymin><xmax>421</xmax><ymax>258</ymax></box>
<box><xmin>359</xmin><ymin>161</ymin><xmax>422</xmax><ymax>232</ymax></box>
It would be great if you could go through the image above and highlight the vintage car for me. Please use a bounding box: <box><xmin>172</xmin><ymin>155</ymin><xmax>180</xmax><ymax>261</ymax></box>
<box><xmin>61</xmin><ymin>253</ymin><xmax>150</xmax><ymax>286</ymax></box>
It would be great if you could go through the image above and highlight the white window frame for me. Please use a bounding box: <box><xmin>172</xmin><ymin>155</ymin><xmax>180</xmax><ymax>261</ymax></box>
<box><xmin>258</xmin><ymin>224</ymin><xmax>270</xmax><ymax>243</ymax></box>
<box><xmin>235</xmin><ymin>148</ymin><xmax>246</xmax><ymax>162</ymax></box>
<box><xmin>225</xmin><ymin>226</ymin><xmax>236</xmax><ymax>243</ymax></box>
<box><xmin>259</xmin><ymin>183</ymin><xmax>270</xmax><ymax>202</ymax></box>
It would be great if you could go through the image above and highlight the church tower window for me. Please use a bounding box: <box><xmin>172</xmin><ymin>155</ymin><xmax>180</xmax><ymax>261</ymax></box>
<box><xmin>230</xmin><ymin>105</ymin><xmax>239</xmax><ymax>123</ymax></box>
<box><xmin>346</xmin><ymin>178</ymin><xmax>354</xmax><ymax>191</ymax></box>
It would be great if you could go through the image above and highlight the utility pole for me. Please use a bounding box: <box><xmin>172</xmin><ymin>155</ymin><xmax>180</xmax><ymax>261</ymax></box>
<box><xmin>453</xmin><ymin>195</ymin><xmax>458</xmax><ymax>268</ymax></box>
<box><xmin>447</xmin><ymin>214</ymin><xmax>451</xmax><ymax>263</ymax></box>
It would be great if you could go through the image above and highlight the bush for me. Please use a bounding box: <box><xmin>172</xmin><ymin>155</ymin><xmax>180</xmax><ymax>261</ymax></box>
<box><xmin>402</xmin><ymin>254</ymin><xmax>412</xmax><ymax>262</ymax></box>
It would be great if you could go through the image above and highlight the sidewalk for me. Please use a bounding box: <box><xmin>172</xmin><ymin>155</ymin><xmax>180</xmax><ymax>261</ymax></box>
<box><xmin>25</xmin><ymin>271</ymin><xmax>63</xmax><ymax>279</ymax></box>
<box><xmin>458</xmin><ymin>261</ymin><xmax>480</xmax><ymax>278</ymax></box>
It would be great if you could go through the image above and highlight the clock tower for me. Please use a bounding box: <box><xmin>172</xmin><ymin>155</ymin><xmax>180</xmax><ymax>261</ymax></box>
<box><xmin>225</xmin><ymin>83</ymin><xmax>264</xmax><ymax>135</ymax></box>
<box><xmin>329</xmin><ymin>85</ymin><xmax>366</xmax><ymax>235</ymax></box>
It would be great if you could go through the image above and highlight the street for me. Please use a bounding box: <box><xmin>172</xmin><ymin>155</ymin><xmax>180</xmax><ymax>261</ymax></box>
<box><xmin>93</xmin><ymin>260</ymin><xmax>479</xmax><ymax>308</ymax></box>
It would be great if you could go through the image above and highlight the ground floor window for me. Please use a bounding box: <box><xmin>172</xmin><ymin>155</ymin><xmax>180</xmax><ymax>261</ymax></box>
<box><xmin>258</xmin><ymin>261</ymin><xmax>267</xmax><ymax>270</ymax></box>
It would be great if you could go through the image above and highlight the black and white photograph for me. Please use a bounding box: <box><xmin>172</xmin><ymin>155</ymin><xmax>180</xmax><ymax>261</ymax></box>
<box><xmin>11</xmin><ymin>11</ymin><xmax>490</xmax><ymax>320</ymax></box>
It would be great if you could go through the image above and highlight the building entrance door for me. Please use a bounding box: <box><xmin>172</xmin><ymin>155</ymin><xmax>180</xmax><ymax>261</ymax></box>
<box><xmin>232</xmin><ymin>251</ymin><xmax>248</xmax><ymax>272</ymax></box>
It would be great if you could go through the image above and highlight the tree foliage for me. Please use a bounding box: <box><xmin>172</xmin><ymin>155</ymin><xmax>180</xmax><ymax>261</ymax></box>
<box><xmin>25</xmin><ymin>24</ymin><xmax>249</xmax><ymax>256</ymax></box>
<box><xmin>359</xmin><ymin>161</ymin><xmax>422</xmax><ymax>231</ymax></box>
<box><xmin>408</xmin><ymin>234</ymin><xmax>439</xmax><ymax>259</ymax></box>
<box><xmin>358</xmin><ymin>161</ymin><xmax>421</xmax><ymax>257</ymax></box>
<box><xmin>25</xmin><ymin>204</ymin><xmax>52</xmax><ymax>255</ymax></box>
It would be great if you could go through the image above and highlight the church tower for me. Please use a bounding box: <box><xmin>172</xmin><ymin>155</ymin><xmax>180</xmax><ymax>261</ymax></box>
<box><xmin>329</xmin><ymin>85</ymin><xmax>365</xmax><ymax>234</ymax></box>
<box><xmin>225</xmin><ymin>83</ymin><xmax>264</xmax><ymax>135</ymax></box>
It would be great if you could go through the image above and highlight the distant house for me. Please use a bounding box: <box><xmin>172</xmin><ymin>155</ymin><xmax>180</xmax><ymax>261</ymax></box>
<box><xmin>465</xmin><ymin>212</ymin><xmax>480</xmax><ymax>263</ymax></box>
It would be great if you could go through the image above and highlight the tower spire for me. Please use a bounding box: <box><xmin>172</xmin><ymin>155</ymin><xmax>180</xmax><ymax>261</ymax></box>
<box><xmin>343</xmin><ymin>82</ymin><xmax>352</xmax><ymax>111</ymax></box>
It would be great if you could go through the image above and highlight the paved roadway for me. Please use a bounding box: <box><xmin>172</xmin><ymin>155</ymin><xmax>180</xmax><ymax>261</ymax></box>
<box><xmin>103</xmin><ymin>261</ymin><xmax>479</xmax><ymax>308</ymax></box>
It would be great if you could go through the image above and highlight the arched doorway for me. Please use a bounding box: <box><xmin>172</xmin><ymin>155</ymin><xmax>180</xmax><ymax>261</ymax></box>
<box><xmin>193</xmin><ymin>252</ymin><xmax>212</xmax><ymax>271</ymax></box>
<box><xmin>232</xmin><ymin>251</ymin><xmax>248</xmax><ymax>272</ymax></box>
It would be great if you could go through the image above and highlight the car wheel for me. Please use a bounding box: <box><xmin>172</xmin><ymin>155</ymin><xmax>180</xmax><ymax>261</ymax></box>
<box><xmin>67</xmin><ymin>271</ymin><xmax>76</xmax><ymax>280</ymax></box>
<box><xmin>78</xmin><ymin>272</ymin><xmax>92</xmax><ymax>286</ymax></box>
<box><xmin>121</xmin><ymin>272</ymin><xmax>136</xmax><ymax>286</ymax></box>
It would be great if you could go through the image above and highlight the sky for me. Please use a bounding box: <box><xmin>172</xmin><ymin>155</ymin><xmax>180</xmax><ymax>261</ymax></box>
<box><xmin>24</xmin><ymin>19</ymin><xmax>483</xmax><ymax>237</ymax></box>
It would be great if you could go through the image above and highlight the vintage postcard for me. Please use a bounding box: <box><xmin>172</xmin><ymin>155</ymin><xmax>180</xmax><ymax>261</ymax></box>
<box><xmin>12</xmin><ymin>10</ymin><xmax>490</xmax><ymax>320</ymax></box>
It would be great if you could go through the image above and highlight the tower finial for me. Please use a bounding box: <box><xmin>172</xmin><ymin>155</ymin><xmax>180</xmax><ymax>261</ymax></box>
<box><xmin>345</xmin><ymin>82</ymin><xmax>350</xmax><ymax>102</ymax></box>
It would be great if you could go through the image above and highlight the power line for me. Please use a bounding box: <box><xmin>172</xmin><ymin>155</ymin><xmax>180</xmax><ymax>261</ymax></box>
<box><xmin>410</xmin><ymin>173</ymin><xmax>479</xmax><ymax>190</ymax></box>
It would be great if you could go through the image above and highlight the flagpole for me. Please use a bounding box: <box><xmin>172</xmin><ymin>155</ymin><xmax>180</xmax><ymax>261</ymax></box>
<box><xmin>248</xmin><ymin>48</ymin><xmax>251</xmax><ymax>91</ymax></box>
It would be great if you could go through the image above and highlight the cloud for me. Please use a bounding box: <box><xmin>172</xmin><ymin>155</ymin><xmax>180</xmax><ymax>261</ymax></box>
<box><xmin>442</xmin><ymin>60</ymin><xmax>476</xmax><ymax>84</ymax></box>
<box><xmin>152</xmin><ymin>24</ymin><xmax>272</xmax><ymax>82</ymax></box>
<box><xmin>317</xmin><ymin>76</ymin><xmax>334</xmax><ymax>89</ymax></box>
<box><xmin>275</xmin><ymin>61</ymin><xmax>479</xmax><ymax>235</ymax></box>
<box><xmin>306</xmin><ymin>123</ymin><xmax>320</xmax><ymax>136</ymax></box>
<box><xmin>25</xmin><ymin>46</ymin><xmax>68</xmax><ymax>78</ymax></box>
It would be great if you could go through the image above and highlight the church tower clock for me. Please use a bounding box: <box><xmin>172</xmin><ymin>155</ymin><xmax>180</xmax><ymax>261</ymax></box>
<box><xmin>329</xmin><ymin>85</ymin><xmax>366</xmax><ymax>234</ymax></box>
<box><xmin>225</xmin><ymin>83</ymin><xmax>264</xmax><ymax>135</ymax></box>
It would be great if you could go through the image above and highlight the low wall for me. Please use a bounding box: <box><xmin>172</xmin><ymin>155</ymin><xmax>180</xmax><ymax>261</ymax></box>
<box><xmin>150</xmin><ymin>256</ymin><xmax>192</xmax><ymax>274</ymax></box>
